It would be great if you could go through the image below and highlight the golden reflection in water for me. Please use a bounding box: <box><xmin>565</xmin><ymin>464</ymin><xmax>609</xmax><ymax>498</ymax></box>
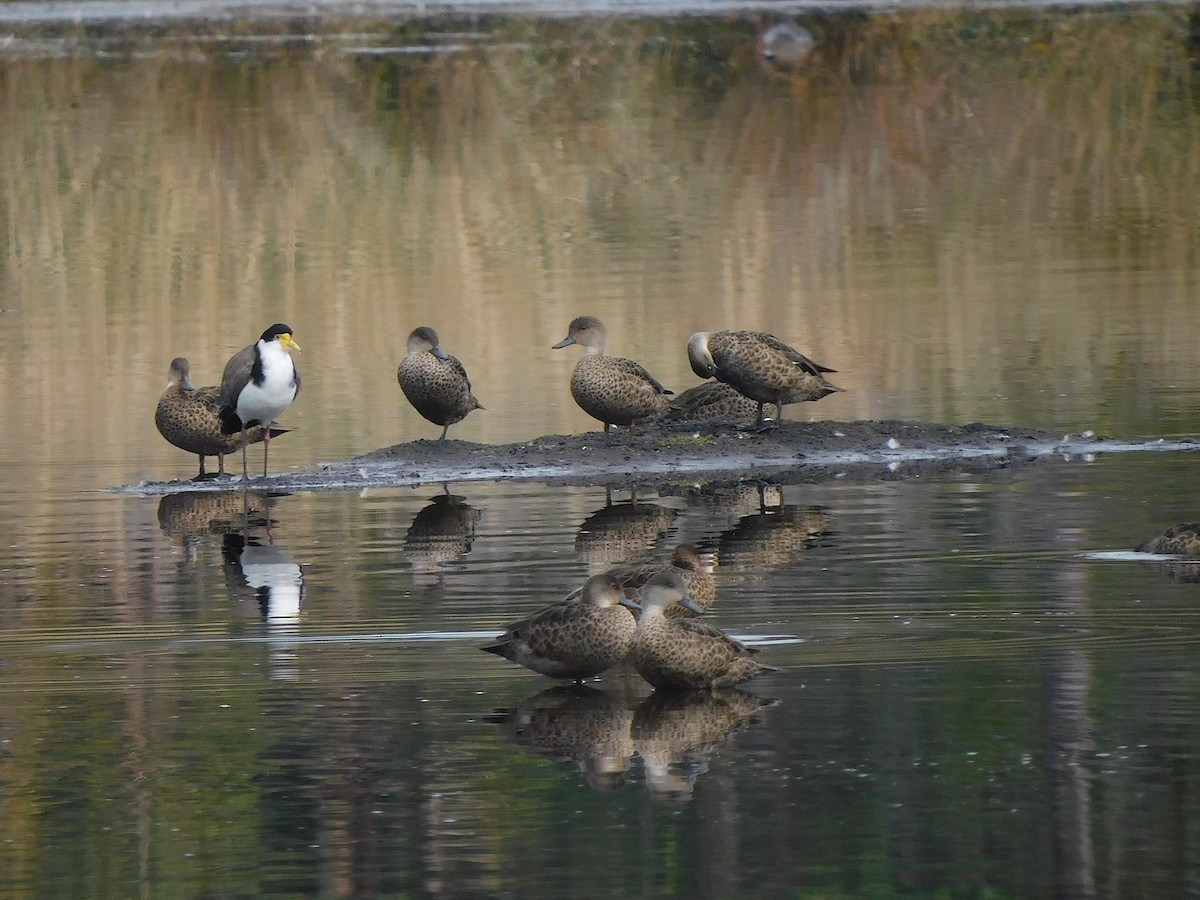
<box><xmin>3</xmin><ymin>10</ymin><xmax>1200</xmax><ymax>501</ymax></box>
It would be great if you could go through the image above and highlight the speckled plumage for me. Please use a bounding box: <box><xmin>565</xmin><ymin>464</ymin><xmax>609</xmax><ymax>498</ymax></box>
<box><xmin>633</xmin><ymin>689</ymin><xmax>777</xmax><ymax>799</ymax></box>
<box><xmin>718</xmin><ymin>503</ymin><xmax>832</xmax><ymax>574</ymax></box>
<box><xmin>489</xmin><ymin>686</ymin><xmax>637</xmax><ymax>791</ymax></box>
<box><xmin>687</xmin><ymin>330</ymin><xmax>843</xmax><ymax>428</ymax></box>
<box><xmin>553</xmin><ymin>316</ymin><xmax>672</xmax><ymax>432</ymax></box>
<box><xmin>571</xmin><ymin>544</ymin><xmax>716</xmax><ymax>619</ymax></box>
<box><xmin>574</xmin><ymin>500</ymin><xmax>677</xmax><ymax>572</ymax></box>
<box><xmin>664</xmin><ymin>381</ymin><xmax>762</xmax><ymax>425</ymax></box>
<box><xmin>482</xmin><ymin>574</ymin><xmax>640</xmax><ymax>681</ymax></box>
<box><xmin>1136</xmin><ymin>523</ymin><xmax>1200</xmax><ymax>556</ymax></box>
<box><xmin>631</xmin><ymin>571</ymin><xmax>779</xmax><ymax>691</ymax></box>
<box><xmin>397</xmin><ymin>326</ymin><xmax>483</xmax><ymax>440</ymax></box>
<box><xmin>155</xmin><ymin>358</ymin><xmax>285</xmax><ymax>479</ymax></box>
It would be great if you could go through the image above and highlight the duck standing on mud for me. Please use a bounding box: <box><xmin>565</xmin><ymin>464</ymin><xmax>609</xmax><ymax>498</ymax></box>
<box><xmin>397</xmin><ymin>326</ymin><xmax>483</xmax><ymax>440</ymax></box>
<box><xmin>155</xmin><ymin>357</ymin><xmax>289</xmax><ymax>479</ymax></box>
<box><xmin>218</xmin><ymin>323</ymin><xmax>302</xmax><ymax>480</ymax></box>
<box><xmin>552</xmin><ymin>315</ymin><xmax>673</xmax><ymax>433</ymax></box>
<box><xmin>686</xmin><ymin>330</ymin><xmax>842</xmax><ymax>430</ymax></box>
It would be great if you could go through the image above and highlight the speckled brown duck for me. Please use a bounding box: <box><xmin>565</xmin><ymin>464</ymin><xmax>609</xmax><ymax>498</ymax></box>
<box><xmin>552</xmin><ymin>316</ymin><xmax>673</xmax><ymax>432</ymax></box>
<box><xmin>570</xmin><ymin>544</ymin><xmax>717</xmax><ymax>618</ymax></box>
<box><xmin>687</xmin><ymin>330</ymin><xmax>843</xmax><ymax>429</ymax></box>
<box><xmin>630</xmin><ymin>571</ymin><xmax>779</xmax><ymax>691</ymax></box>
<box><xmin>155</xmin><ymin>357</ymin><xmax>288</xmax><ymax>479</ymax></box>
<box><xmin>1135</xmin><ymin>523</ymin><xmax>1200</xmax><ymax>556</ymax></box>
<box><xmin>482</xmin><ymin>574</ymin><xmax>641</xmax><ymax>681</ymax></box>
<box><xmin>397</xmin><ymin>326</ymin><xmax>483</xmax><ymax>440</ymax></box>
<box><xmin>664</xmin><ymin>382</ymin><xmax>761</xmax><ymax>425</ymax></box>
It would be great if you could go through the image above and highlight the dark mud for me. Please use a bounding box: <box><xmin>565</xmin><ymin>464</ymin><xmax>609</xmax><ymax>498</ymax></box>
<box><xmin>119</xmin><ymin>419</ymin><xmax>1199</xmax><ymax>494</ymax></box>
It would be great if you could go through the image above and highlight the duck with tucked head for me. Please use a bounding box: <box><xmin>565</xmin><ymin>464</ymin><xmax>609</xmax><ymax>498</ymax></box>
<box><xmin>482</xmin><ymin>574</ymin><xmax>641</xmax><ymax>681</ymax></box>
<box><xmin>397</xmin><ymin>326</ymin><xmax>483</xmax><ymax>440</ymax></box>
<box><xmin>218</xmin><ymin>324</ymin><xmax>302</xmax><ymax>480</ymax></box>
<box><xmin>687</xmin><ymin>330</ymin><xmax>842</xmax><ymax>430</ymax></box>
<box><xmin>553</xmin><ymin>316</ymin><xmax>673</xmax><ymax>433</ymax></box>
<box><xmin>569</xmin><ymin>544</ymin><xmax>716</xmax><ymax>618</ymax></box>
<box><xmin>631</xmin><ymin>571</ymin><xmax>779</xmax><ymax>691</ymax></box>
<box><xmin>156</xmin><ymin>357</ymin><xmax>289</xmax><ymax>479</ymax></box>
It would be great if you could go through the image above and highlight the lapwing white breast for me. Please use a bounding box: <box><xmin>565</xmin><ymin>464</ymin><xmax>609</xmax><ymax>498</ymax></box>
<box><xmin>218</xmin><ymin>323</ymin><xmax>301</xmax><ymax>479</ymax></box>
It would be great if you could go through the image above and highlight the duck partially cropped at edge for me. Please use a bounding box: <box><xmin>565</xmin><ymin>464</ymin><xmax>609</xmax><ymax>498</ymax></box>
<box><xmin>687</xmin><ymin>329</ymin><xmax>843</xmax><ymax>430</ymax></box>
<box><xmin>155</xmin><ymin>357</ymin><xmax>289</xmax><ymax>479</ymax></box>
<box><xmin>481</xmin><ymin>574</ymin><xmax>641</xmax><ymax>681</ymax></box>
<box><xmin>218</xmin><ymin>323</ymin><xmax>301</xmax><ymax>480</ymax></box>
<box><xmin>552</xmin><ymin>316</ymin><xmax>673</xmax><ymax>433</ymax></box>
<box><xmin>630</xmin><ymin>571</ymin><xmax>779</xmax><ymax>690</ymax></box>
<box><xmin>397</xmin><ymin>326</ymin><xmax>483</xmax><ymax>440</ymax></box>
<box><xmin>1135</xmin><ymin>523</ymin><xmax>1200</xmax><ymax>556</ymax></box>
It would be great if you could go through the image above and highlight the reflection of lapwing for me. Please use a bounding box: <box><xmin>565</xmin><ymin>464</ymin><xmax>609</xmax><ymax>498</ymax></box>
<box><xmin>218</xmin><ymin>324</ymin><xmax>301</xmax><ymax>480</ymax></box>
<box><xmin>397</xmin><ymin>326</ymin><xmax>483</xmax><ymax>440</ymax></box>
<box><xmin>403</xmin><ymin>490</ymin><xmax>482</xmax><ymax>586</ymax></box>
<box><xmin>486</xmin><ymin>685</ymin><xmax>638</xmax><ymax>791</ymax></box>
<box><xmin>633</xmin><ymin>689</ymin><xmax>777</xmax><ymax>801</ymax></box>
<box><xmin>552</xmin><ymin>316</ymin><xmax>672</xmax><ymax>433</ymax></box>
<box><xmin>155</xmin><ymin>357</ymin><xmax>290</xmax><ymax>479</ymax></box>
<box><xmin>630</xmin><ymin>572</ymin><xmax>779</xmax><ymax>691</ymax></box>
<box><xmin>222</xmin><ymin>532</ymin><xmax>304</xmax><ymax>622</ymax></box>
<box><xmin>482</xmin><ymin>575</ymin><xmax>640</xmax><ymax>681</ymax></box>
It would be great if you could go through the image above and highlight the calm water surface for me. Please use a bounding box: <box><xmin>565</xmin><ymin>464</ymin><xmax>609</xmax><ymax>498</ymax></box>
<box><xmin>3</xmin><ymin>6</ymin><xmax>1200</xmax><ymax>897</ymax></box>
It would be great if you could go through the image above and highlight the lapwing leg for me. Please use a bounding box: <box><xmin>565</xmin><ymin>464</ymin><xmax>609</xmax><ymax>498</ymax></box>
<box><xmin>240</xmin><ymin>427</ymin><xmax>250</xmax><ymax>480</ymax></box>
<box><xmin>262</xmin><ymin>425</ymin><xmax>271</xmax><ymax>479</ymax></box>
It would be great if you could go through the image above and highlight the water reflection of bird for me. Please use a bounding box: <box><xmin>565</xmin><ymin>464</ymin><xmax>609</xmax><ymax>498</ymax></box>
<box><xmin>155</xmin><ymin>357</ymin><xmax>289</xmax><ymax>479</ymax></box>
<box><xmin>481</xmin><ymin>574</ymin><xmax>640</xmax><ymax>681</ymax></box>
<box><xmin>761</xmin><ymin>21</ymin><xmax>815</xmax><ymax>67</ymax></box>
<box><xmin>487</xmin><ymin>685</ymin><xmax>637</xmax><ymax>791</ymax></box>
<box><xmin>633</xmin><ymin>688</ymin><xmax>778</xmax><ymax>801</ymax></box>
<box><xmin>217</xmin><ymin>323</ymin><xmax>301</xmax><ymax>480</ymax></box>
<box><xmin>1135</xmin><ymin>523</ymin><xmax>1200</xmax><ymax>556</ymax></box>
<box><xmin>631</xmin><ymin>572</ymin><xmax>779</xmax><ymax>691</ymax></box>
<box><xmin>687</xmin><ymin>330</ymin><xmax>842</xmax><ymax>430</ymax></box>
<box><xmin>717</xmin><ymin>501</ymin><xmax>832</xmax><ymax>573</ymax></box>
<box><xmin>664</xmin><ymin>381</ymin><xmax>761</xmax><ymax>426</ymax></box>
<box><xmin>157</xmin><ymin>490</ymin><xmax>270</xmax><ymax>549</ymax></box>
<box><xmin>569</xmin><ymin>544</ymin><xmax>716</xmax><ymax>618</ymax></box>
<box><xmin>222</xmin><ymin>531</ymin><xmax>305</xmax><ymax>622</ymax></box>
<box><xmin>659</xmin><ymin>481</ymin><xmax>785</xmax><ymax>529</ymax></box>
<box><xmin>403</xmin><ymin>490</ymin><xmax>482</xmax><ymax>584</ymax></box>
<box><xmin>397</xmin><ymin>326</ymin><xmax>483</xmax><ymax>440</ymax></box>
<box><xmin>552</xmin><ymin>316</ymin><xmax>673</xmax><ymax>433</ymax></box>
<box><xmin>575</xmin><ymin>498</ymin><xmax>677</xmax><ymax>572</ymax></box>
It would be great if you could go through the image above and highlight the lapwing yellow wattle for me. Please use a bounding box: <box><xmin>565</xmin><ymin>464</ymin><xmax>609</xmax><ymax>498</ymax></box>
<box><xmin>218</xmin><ymin>324</ymin><xmax>301</xmax><ymax>480</ymax></box>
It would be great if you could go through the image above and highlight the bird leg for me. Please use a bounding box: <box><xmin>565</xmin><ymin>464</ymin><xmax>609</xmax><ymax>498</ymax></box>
<box><xmin>240</xmin><ymin>426</ymin><xmax>250</xmax><ymax>480</ymax></box>
<box><xmin>262</xmin><ymin>425</ymin><xmax>271</xmax><ymax>478</ymax></box>
<box><xmin>439</xmin><ymin>424</ymin><xmax>449</xmax><ymax>440</ymax></box>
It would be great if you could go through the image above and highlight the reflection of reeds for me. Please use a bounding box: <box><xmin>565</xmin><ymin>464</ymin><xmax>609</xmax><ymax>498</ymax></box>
<box><xmin>2</xmin><ymin>10</ymin><xmax>1198</xmax><ymax>501</ymax></box>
